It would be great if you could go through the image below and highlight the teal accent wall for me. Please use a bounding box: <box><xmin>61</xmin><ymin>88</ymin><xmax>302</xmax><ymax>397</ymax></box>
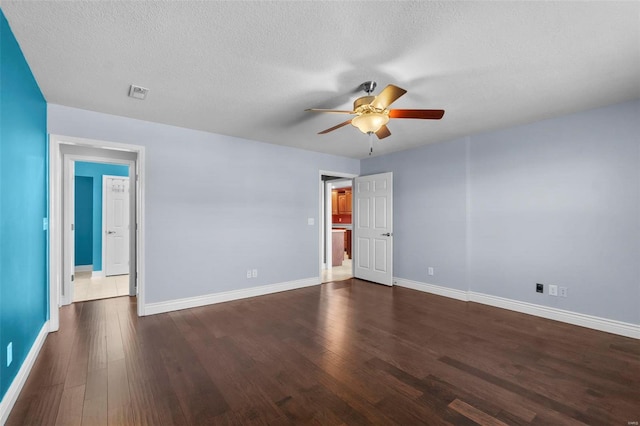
<box><xmin>0</xmin><ymin>11</ymin><xmax>48</xmax><ymax>399</ymax></box>
<box><xmin>74</xmin><ymin>176</ymin><xmax>93</xmax><ymax>266</ymax></box>
<box><xmin>74</xmin><ymin>162</ymin><xmax>129</xmax><ymax>272</ymax></box>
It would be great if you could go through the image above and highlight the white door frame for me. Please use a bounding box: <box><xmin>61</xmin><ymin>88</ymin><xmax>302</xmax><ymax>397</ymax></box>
<box><xmin>49</xmin><ymin>134</ymin><xmax>146</xmax><ymax>332</ymax></box>
<box><xmin>102</xmin><ymin>175</ymin><xmax>131</xmax><ymax>277</ymax></box>
<box><xmin>318</xmin><ymin>170</ymin><xmax>357</xmax><ymax>281</ymax></box>
<box><xmin>61</xmin><ymin>159</ymin><xmax>75</xmax><ymax>305</ymax></box>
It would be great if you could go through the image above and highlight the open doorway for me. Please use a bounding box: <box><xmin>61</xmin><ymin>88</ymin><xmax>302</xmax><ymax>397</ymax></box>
<box><xmin>50</xmin><ymin>134</ymin><xmax>146</xmax><ymax>332</ymax></box>
<box><xmin>319</xmin><ymin>172</ymin><xmax>356</xmax><ymax>283</ymax></box>
<box><xmin>73</xmin><ymin>161</ymin><xmax>130</xmax><ymax>302</ymax></box>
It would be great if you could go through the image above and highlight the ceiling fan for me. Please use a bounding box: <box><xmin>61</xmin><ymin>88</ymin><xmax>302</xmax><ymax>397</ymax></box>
<box><xmin>305</xmin><ymin>81</ymin><xmax>445</xmax><ymax>142</ymax></box>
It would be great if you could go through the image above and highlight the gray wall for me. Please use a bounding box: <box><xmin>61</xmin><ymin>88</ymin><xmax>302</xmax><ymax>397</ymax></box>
<box><xmin>48</xmin><ymin>104</ymin><xmax>360</xmax><ymax>303</ymax></box>
<box><xmin>362</xmin><ymin>100</ymin><xmax>640</xmax><ymax>324</ymax></box>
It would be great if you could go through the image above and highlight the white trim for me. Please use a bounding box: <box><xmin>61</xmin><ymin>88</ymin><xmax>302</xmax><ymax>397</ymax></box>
<box><xmin>394</xmin><ymin>278</ymin><xmax>469</xmax><ymax>301</ymax></box>
<box><xmin>0</xmin><ymin>321</ymin><xmax>49</xmax><ymax>425</ymax></box>
<box><xmin>144</xmin><ymin>277</ymin><xmax>320</xmax><ymax>316</ymax></box>
<box><xmin>49</xmin><ymin>134</ymin><xmax>147</xmax><ymax>333</ymax></box>
<box><xmin>91</xmin><ymin>270</ymin><xmax>105</xmax><ymax>279</ymax></box>
<box><xmin>62</xmin><ymin>158</ymin><xmax>75</xmax><ymax>305</ymax></box>
<box><xmin>394</xmin><ymin>278</ymin><xmax>639</xmax><ymax>339</ymax></box>
<box><xmin>468</xmin><ymin>292</ymin><xmax>640</xmax><ymax>339</ymax></box>
<box><xmin>74</xmin><ymin>265</ymin><xmax>92</xmax><ymax>272</ymax></box>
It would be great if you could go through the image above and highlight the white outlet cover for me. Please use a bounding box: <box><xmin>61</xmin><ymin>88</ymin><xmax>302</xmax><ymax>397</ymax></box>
<box><xmin>549</xmin><ymin>285</ymin><xmax>558</xmax><ymax>296</ymax></box>
<box><xmin>246</xmin><ymin>270</ymin><xmax>252</xmax><ymax>278</ymax></box>
<box><xmin>7</xmin><ymin>342</ymin><xmax>12</xmax><ymax>367</ymax></box>
<box><xmin>252</xmin><ymin>269</ymin><xmax>258</xmax><ymax>278</ymax></box>
<box><xmin>428</xmin><ymin>267</ymin><xmax>434</xmax><ymax>276</ymax></box>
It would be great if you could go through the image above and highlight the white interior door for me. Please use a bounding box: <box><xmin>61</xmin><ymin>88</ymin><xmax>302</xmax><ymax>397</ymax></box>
<box><xmin>354</xmin><ymin>172</ymin><xmax>393</xmax><ymax>285</ymax></box>
<box><xmin>62</xmin><ymin>159</ymin><xmax>75</xmax><ymax>305</ymax></box>
<box><xmin>104</xmin><ymin>176</ymin><xmax>130</xmax><ymax>276</ymax></box>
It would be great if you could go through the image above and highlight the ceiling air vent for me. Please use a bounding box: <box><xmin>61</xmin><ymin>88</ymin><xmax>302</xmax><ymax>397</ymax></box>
<box><xmin>128</xmin><ymin>85</ymin><xmax>149</xmax><ymax>100</ymax></box>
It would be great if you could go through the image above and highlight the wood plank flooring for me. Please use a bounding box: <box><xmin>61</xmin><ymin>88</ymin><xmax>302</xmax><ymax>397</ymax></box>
<box><xmin>7</xmin><ymin>279</ymin><xmax>639</xmax><ymax>425</ymax></box>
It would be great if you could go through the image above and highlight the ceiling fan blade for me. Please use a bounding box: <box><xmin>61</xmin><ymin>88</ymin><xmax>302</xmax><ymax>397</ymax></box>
<box><xmin>305</xmin><ymin>108</ymin><xmax>355</xmax><ymax>114</ymax></box>
<box><xmin>370</xmin><ymin>85</ymin><xmax>407</xmax><ymax>110</ymax></box>
<box><xmin>318</xmin><ymin>119</ymin><xmax>352</xmax><ymax>134</ymax></box>
<box><xmin>375</xmin><ymin>125</ymin><xmax>391</xmax><ymax>139</ymax></box>
<box><xmin>389</xmin><ymin>109</ymin><xmax>445</xmax><ymax>119</ymax></box>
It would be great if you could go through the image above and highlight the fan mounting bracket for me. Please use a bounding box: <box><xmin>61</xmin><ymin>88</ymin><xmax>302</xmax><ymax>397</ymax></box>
<box><xmin>361</xmin><ymin>81</ymin><xmax>377</xmax><ymax>95</ymax></box>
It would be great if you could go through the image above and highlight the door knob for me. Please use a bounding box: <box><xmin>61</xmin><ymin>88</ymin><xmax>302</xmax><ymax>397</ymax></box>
<box><xmin>107</xmin><ymin>231</ymin><xmax>115</xmax><ymax>234</ymax></box>
<box><xmin>381</xmin><ymin>232</ymin><xmax>392</xmax><ymax>237</ymax></box>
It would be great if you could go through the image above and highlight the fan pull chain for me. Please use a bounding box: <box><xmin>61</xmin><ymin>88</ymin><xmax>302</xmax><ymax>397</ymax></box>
<box><xmin>368</xmin><ymin>132</ymin><xmax>374</xmax><ymax>155</ymax></box>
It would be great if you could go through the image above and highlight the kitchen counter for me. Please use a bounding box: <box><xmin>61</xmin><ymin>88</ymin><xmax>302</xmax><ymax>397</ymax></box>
<box><xmin>332</xmin><ymin>229</ymin><xmax>345</xmax><ymax>266</ymax></box>
<box><xmin>331</xmin><ymin>227</ymin><xmax>352</xmax><ymax>260</ymax></box>
<box><xmin>332</xmin><ymin>224</ymin><xmax>352</xmax><ymax>230</ymax></box>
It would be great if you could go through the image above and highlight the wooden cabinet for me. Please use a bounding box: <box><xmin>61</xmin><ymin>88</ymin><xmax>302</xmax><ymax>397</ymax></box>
<box><xmin>331</xmin><ymin>190</ymin><xmax>338</xmax><ymax>215</ymax></box>
<box><xmin>344</xmin><ymin>229</ymin><xmax>352</xmax><ymax>259</ymax></box>
<box><xmin>332</xmin><ymin>189</ymin><xmax>352</xmax><ymax>214</ymax></box>
<box><xmin>333</xmin><ymin>228</ymin><xmax>352</xmax><ymax>260</ymax></box>
<box><xmin>331</xmin><ymin>229</ymin><xmax>345</xmax><ymax>266</ymax></box>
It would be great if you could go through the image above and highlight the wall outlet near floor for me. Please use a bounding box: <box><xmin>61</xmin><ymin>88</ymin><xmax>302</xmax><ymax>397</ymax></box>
<box><xmin>252</xmin><ymin>269</ymin><xmax>258</xmax><ymax>278</ymax></box>
<box><xmin>246</xmin><ymin>269</ymin><xmax>252</xmax><ymax>279</ymax></box>
<box><xmin>536</xmin><ymin>283</ymin><xmax>544</xmax><ymax>293</ymax></box>
<box><xmin>7</xmin><ymin>342</ymin><xmax>12</xmax><ymax>367</ymax></box>
<box><xmin>549</xmin><ymin>284</ymin><xmax>558</xmax><ymax>296</ymax></box>
<box><xmin>428</xmin><ymin>267</ymin><xmax>434</xmax><ymax>276</ymax></box>
<box><xmin>559</xmin><ymin>286</ymin><xmax>568</xmax><ymax>297</ymax></box>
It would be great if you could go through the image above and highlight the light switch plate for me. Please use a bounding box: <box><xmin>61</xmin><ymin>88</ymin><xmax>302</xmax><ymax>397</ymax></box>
<box><xmin>7</xmin><ymin>342</ymin><xmax>12</xmax><ymax>367</ymax></box>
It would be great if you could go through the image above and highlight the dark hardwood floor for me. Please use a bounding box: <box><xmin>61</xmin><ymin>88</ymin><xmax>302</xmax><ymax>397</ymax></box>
<box><xmin>7</xmin><ymin>279</ymin><xmax>639</xmax><ymax>425</ymax></box>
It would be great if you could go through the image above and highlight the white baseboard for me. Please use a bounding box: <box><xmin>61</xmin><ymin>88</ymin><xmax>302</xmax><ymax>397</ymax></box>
<box><xmin>74</xmin><ymin>265</ymin><xmax>92</xmax><ymax>272</ymax></box>
<box><xmin>0</xmin><ymin>321</ymin><xmax>50</xmax><ymax>425</ymax></box>
<box><xmin>469</xmin><ymin>291</ymin><xmax>640</xmax><ymax>339</ymax></box>
<box><xmin>91</xmin><ymin>270</ymin><xmax>105</xmax><ymax>278</ymax></box>
<box><xmin>144</xmin><ymin>277</ymin><xmax>321</xmax><ymax>316</ymax></box>
<box><xmin>394</xmin><ymin>278</ymin><xmax>639</xmax><ymax>339</ymax></box>
<box><xmin>394</xmin><ymin>278</ymin><xmax>469</xmax><ymax>302</ymax></box>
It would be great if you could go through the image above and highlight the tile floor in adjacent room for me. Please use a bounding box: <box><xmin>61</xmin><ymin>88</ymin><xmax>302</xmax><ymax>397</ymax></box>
<box><xmin>73</xmin><ymin>271</ymin><xmax>130</xmax><ymax>302</ymax></box>
<box><xmin>321</xmin><ymin>252</ymin><xmax>352</xmax><ymax>283</ymax></box>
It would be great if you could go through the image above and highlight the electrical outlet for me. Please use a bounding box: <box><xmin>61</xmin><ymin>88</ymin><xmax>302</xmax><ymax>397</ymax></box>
<box><xmin>252</xmin><ymin>269</ymin><xmax>258</xmax><ymax>278</ymax></box>
<box><xmin>536</xmin><ymin>283</ymin><xmax>544</xmax><ymax>293</ymax></box>
<box><xmin>559</xmin><ymin>286</ymin><xmax>568</xmax><ymax>297</ymax></box>
<box><xmin>246</xmin><ymin>269</ymin><xmax>252</xmax><ymax>279</ymax></box>
<box><xmin>7</xmin><ymin>342</ymin><xmax>12</xmax><ymax>367</ymax></box>
<box><xmin>428</xmin><ymin>267</ymin><xmax>434</xmax><ymax>276</ymax></box>
<box><xmin>549</xmin><ymin>285</ymin><xmax>558</xmax><ymax>296</ymax></box>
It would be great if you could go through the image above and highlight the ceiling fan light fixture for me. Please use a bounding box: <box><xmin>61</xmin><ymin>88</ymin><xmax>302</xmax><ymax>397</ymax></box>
<box><xmin>351</xmin><ymin>112</ymin><xmax>389</xmax><ymax>134</ymax></box>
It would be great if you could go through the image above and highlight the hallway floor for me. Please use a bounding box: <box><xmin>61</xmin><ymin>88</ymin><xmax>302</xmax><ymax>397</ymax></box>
<box><xmin>321</xmin><ymin>252</ymin><xmax>352</xmax><ymax>283</ymax></box>
<box><xmin>73</xmin><ymin>271</ymin><xmax>130</xmax><ymax>302</ymax></box>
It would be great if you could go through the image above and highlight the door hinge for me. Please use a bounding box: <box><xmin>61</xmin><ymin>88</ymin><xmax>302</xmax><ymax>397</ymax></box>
<box><xmin>71</xmin><ymin>223</ymin><xmax>74</xmax><ymax>231</ymax></box>
<box><xmin>71</xmin><ymin>274</ymin><xmax>74</xmax><ymax>282</ymax></box>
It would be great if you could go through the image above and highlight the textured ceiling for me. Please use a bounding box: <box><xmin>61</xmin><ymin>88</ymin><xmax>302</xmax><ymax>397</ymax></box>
<box><xmin>3</xmin><ymin>1</ymin><xmax>639</xmax><ymax>159</ymax></box>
